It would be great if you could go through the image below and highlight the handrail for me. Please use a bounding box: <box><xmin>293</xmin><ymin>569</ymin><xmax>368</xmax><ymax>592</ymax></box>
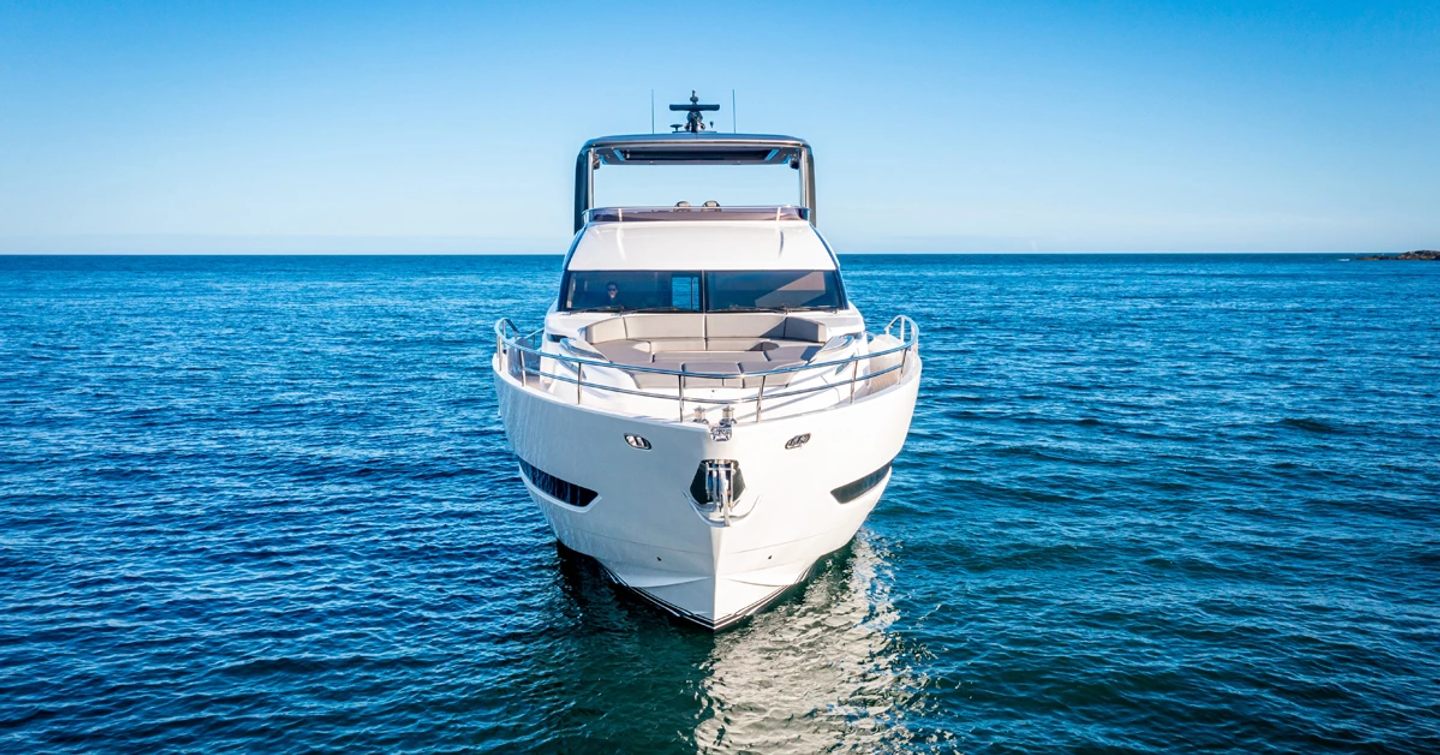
<box><xmin>495</xmin><ymin>316</ymin><xmax>917</xmax><ymax>380</ymax></box>
<box><xmin>494</xmin><ymin>315</ymin><xmax>919</xmax><ymax>422</ymax></box>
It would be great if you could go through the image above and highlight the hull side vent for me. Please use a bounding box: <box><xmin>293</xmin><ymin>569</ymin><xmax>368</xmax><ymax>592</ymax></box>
<box><xmin>519</xmin><ymin>458</ymin><xmax>598</xmax><ymax>507</ymax></box>
<box><xmin>831</xmin><ymin>461</ymin><xmax>893</xmax><ymax>504</ymax></box>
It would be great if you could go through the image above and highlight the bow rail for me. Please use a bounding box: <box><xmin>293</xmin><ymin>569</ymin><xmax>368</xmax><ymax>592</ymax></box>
<box><xmin>494</xmin><ymin>316</ymin><xmax>918</xmax><ymax>423</ymax></box>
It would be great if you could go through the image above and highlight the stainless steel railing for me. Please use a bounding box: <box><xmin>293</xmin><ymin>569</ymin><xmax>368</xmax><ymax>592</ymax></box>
<box><xmin>493</xmin><ymin>315</ymin><xmax>919</xmax><ymax>423</ymax></box>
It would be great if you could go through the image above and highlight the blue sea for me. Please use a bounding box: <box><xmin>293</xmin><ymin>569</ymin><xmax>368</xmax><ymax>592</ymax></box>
<box><xmin>2</xmin><ymin>253</ymin><xmax>1438</xmax><ymax>752</ymax></box>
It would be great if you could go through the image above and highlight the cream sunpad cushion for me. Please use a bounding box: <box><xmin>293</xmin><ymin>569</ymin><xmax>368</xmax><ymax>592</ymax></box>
<box><xmin>704</xmin><ymin>313</ymin><xmax>786</xmax><ymax>339</ymax></box>
<box><xmin>782</xmin><ymin>317</ymin><xmax>828</xmax><ymax>343</ymax></box>
<box><xmin>624</xmin><ymin>314</ymin><xmax>705</xmax><ymax>340</ymax></box>
<box><xmin>584</xmin><ymin>317</ymin><xmax>627</xmax><ymax>344</ymax></box>
<box><xmin>646</xmin><ymin>339</ymin><xmax>707</xmax><ymax>353</ymax></box>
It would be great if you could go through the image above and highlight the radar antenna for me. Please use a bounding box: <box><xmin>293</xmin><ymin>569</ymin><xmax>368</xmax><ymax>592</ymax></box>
<box><xmin>668</xmin><ymin>90</ymin><xmax>720</xmax><ymax>133</ymax></box>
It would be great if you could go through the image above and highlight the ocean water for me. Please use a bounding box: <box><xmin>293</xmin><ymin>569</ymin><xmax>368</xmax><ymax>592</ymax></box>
<box><xmin>2</xmin><ymin>253</ymin><xmax>1438</xmax><ymax>753</ymax></box>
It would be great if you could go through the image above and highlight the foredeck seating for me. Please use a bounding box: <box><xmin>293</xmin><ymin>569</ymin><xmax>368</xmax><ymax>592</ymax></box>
<box><xmin>576</xmin><ymin>313</ymin><xmax>831</xmax><ymax>388</ymax></box>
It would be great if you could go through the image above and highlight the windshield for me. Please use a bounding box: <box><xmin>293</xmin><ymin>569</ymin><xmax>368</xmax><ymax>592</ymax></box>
<box><xmin>562</xmin><ymin>269</ymin><xmax>843</xmax><ymax>312</ymax></box>
<box><xmin>563</xmin><ymin>271</ymin><xmax>703</xmax><ymax>312</ymax></box>
<box><xmin>705</xmin><ymin>270</ymin><xmax>842</xmax><ymax>311</ymax></box>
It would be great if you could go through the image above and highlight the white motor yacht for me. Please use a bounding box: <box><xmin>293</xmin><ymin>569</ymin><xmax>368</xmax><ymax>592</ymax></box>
<box><xmin>493</xmin><ymin>95</ymin><xmax>921</xmax><ymax>629</ymax></box>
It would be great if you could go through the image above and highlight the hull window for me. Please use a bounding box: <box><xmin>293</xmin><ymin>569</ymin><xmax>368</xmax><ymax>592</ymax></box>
<box><xmin>518</xmin><ymin>458</ymin><xmax>598</xmax><ymax>507</ymax></box>
<box><xmin>831</xmin><ymin>461</ymin><xmax>893</xmax><ymax>504</ymax></box>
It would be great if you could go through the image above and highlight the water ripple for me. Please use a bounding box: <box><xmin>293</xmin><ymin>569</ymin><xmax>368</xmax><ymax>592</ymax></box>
<box><xmin>1</xmin><ymin>253</ymin><xmax>1438</xmax><ymax>752</ymax></box>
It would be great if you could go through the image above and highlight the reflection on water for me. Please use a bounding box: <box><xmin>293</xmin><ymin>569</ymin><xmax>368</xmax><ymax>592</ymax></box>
<box><xmin>556</xmin><ymin>534</ymin><xmax>946</xmax><ymax>752</ymax></box>
<box><xmin>693</xmin><ymin>534</ymin><xmax>948</xmax><ymax>752</ymax></box>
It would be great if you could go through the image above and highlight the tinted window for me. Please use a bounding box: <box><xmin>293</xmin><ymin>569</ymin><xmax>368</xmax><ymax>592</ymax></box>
<box><xmin>564</xmin><ymin>271</ymin><xmax>702</xmax><ymax>312</ymax></box>
<box><xmin>706</xmin><ymin>270</ymin><xmax>842</xmax><ymax>311</ymax></box>
<box><xmin>561</xmin><ymin>269</ymin><xmax>844</xmax><ymax>312</ymax></box>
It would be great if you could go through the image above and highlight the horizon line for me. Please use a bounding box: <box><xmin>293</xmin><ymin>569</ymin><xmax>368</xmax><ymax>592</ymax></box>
<box><xmin>0</xmin><ymin>250</ymin><xmax>1386</xmax><ymax>256</ymax></box>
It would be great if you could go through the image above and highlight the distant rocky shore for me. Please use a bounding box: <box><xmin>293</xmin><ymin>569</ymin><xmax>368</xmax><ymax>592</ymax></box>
<box><xmin>1357</xmin><ymin>250</ymin><xmax>1440</xmax><ymax>261</ymax></box>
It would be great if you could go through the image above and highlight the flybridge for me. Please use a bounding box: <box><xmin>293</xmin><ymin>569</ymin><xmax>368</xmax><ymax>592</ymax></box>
<box><xmin>573</xmin><ymin>92</ymin><xmax>817</xmax><ymax>231</ymax></box>
<box><xmin>574</xmin><ymin>134</ymin><xmax>817</xmax><ymax>232</ymax></box>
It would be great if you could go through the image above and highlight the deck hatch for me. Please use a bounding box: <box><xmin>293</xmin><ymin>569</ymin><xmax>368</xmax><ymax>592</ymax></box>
<box><xmin>518</xmin><ymin>458</ymin><xmax>598</xmax><ymax>507</ymax></box>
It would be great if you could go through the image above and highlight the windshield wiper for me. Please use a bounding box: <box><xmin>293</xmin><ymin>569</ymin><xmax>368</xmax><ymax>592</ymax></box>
<box><xmin>569</xmin><ymin>305</ymin><xmax>624</xmax><ymax>313</ymax></box>
<box><xmin>630</xmin><ymin>306</ymin><xmax>694</xmax><ymax>313</ymax></box>
<box><xmin>713</xmin><ymin>306</ymin><xmax>790</xmax><ymax>313</ymax></box>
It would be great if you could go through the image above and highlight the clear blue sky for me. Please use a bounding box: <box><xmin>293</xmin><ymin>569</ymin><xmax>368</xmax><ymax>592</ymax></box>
<box><xmin>2</xmin><ymin>0</ymin><xmax>1436</xmax><ymax>253</ymax></box>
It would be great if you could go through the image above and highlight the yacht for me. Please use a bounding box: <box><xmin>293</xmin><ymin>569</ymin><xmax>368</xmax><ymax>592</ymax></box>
<box><xmin>492</xmin><ymin>94</ymin><xmax>921</xmax><ymax>629</ymax></box>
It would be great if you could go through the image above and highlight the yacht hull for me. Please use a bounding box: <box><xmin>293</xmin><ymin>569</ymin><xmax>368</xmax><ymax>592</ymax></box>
<box><xmin>493</xmin><ymin>356</ymin><xmax>920</xmax><ymax>629</ymax></box>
